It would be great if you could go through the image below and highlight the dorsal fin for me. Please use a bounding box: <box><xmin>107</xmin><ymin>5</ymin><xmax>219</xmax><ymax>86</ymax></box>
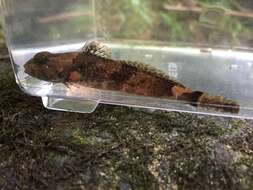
<box><xmin>120</xmin><ymin>60</ymin><xmax>176</xmax><ymax>83</ymax></box>
<box><xmin>82</xmin><ymin>41</ymin><xmax>112</xmax><ymax>59</ymax></box>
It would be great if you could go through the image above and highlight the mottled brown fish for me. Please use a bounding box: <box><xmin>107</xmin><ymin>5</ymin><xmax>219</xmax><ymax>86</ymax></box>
<box><xmin>24</xmin><ymin>41</ymin><xmax>240</xmax><ymax>113</ymax></box>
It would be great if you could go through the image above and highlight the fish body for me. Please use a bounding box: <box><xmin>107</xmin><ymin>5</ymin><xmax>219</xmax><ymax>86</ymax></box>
<box><xmin>24</xmin><ymin>41</ymin><xmax>240</xmax><ymax>113</ymax></box>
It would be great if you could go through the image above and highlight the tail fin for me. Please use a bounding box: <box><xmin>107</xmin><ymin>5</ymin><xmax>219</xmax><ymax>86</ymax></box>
<box><xmin>171</xmin><ymin>86</ymin><xmax>240</xmax><ymax>113</ymax></box>
<box><xmin>196</xmin><ymin>93</ymin><xmax>240</xmax><ymax>114</ymax></box>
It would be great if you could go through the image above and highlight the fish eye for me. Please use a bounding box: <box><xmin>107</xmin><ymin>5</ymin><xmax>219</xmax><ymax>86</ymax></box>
<box><xmin>43</xmin><ymin>64</ymin><xmax>50</xmax><ymax>69</ymax></box>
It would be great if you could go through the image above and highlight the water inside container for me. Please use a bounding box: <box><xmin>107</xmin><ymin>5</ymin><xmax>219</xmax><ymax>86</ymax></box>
<box><xmin>1</xmin><ymin>0</ymin><xmax>253</xmax><ymax>117</ymax></box>
<box><xmin>9</xmin><ymin>41</ymin><xmax>253</xmax><ymax>118</ymax></box>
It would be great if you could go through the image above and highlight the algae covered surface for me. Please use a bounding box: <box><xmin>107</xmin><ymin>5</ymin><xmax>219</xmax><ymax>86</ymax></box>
<box><xmin>1</xmin><ymin>43</ymin><xmax>253</xmax><ymax>190</ymax></box>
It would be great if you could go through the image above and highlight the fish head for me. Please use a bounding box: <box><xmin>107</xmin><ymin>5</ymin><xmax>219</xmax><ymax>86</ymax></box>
<box><xmin>24</xmin><ymin>51</ymin><xmax>69</xmax><ymax>83</ymax></box>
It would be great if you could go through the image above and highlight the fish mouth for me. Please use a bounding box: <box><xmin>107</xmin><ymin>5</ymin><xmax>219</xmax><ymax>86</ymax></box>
<box><xmin>24</xmin><ymin>62</ymin><xmax>34</xmax><ymax>76</ymax></box>
<box><xmin>24</xmin><ymin>62</ymin><xmax>47</xmax><ymax>81</ymax></box>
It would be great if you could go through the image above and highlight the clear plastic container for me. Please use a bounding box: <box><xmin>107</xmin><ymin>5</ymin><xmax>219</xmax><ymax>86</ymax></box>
<box><xmin>1</xmin><ymin>0</ymin><xmax>253</xmax><ymax>118</ymax></box>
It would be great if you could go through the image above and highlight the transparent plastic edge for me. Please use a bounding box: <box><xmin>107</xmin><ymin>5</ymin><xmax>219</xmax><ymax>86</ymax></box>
<box><xmin>15</xmin><ymin>79</ymin><xmax>253</xmax><ymax>119</ymax></box>
<box><xmin>100</xmin><ymin>100</ymin><xmax>253</xmax><ymax>120</ymax></box>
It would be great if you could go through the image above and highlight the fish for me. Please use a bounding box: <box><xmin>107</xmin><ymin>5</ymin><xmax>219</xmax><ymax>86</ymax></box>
<box><xmin>24</xmin><ymin>41</ymin><xmax>240</xmax><ymax>114</ymax></box>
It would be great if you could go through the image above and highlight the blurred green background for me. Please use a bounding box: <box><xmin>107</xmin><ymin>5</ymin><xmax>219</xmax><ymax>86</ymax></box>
<box><xmin>96</xmin><ymin>0</ymin><xmax>253</xmax><ymax>47</ymax></box>
<box><xmin>2</xmin><ymin>0</ymin><xmax>253</xmax><ymax>47</ymax></box>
